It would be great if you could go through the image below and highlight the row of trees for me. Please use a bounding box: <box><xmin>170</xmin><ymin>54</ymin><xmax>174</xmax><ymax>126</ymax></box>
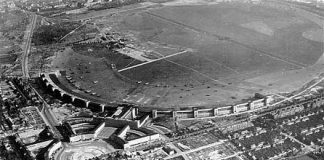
<box><xmin>32</xmin><ymin>22</ymin><xmax>80</xmax><ymax>45</ymax></box>
<box><xmin>88</xmin><ymin>0</ymin><xmax>144</xmax><ymax>11</ymax></box>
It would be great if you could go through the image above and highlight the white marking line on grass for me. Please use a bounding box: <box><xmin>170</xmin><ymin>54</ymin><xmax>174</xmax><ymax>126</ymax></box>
<box><xmin>59</xmin><ymin>21</ymin><xmax>89</xmax><ymax>42</ymax></box>
<box><xmin>122</xmin><ymin>95</ymin><xmax>130</xmax><ymax>101</ymax></box>
<box><xmin>123</xmin><ymin>59</ymin><xmax>137</xmax><ymax>68</ymax></box>
<box><xmin>163</xmin><ymin>58</ymin><xmax>257</xmax><ymax>91</ymax></box>
<box><xmin>189</xmin><ymin>52</ymin><xmax>240</xmax><ymax>74</ymax></box>
<box><xmin>137</xmin><ymin>96</ymin><xmax>145</xmax><ymax>103</ymax></box>
<box><xmin>118</xmin><ymin>49</ymin><xmax>191</xmax><ymax>72</ymax></box>
<box><xmin>145</xmin><ymin>12</ymin><xmax>307</xmax><ymax>69</ymax></box>
<box><xmin>155</xmin><ymin>50</ymin><xmax>240</xmax><ymax>75</ymax></box>
<box><xmin>143</xmin><ymin>98</ymin><xmax>151</xmax><ymax>104</ymax></box>
<box><xmin>163</xmin><ymin>59</ymin><xmax>228</xmax><ymax>85</ymax></box>
<box><xmin>153</xmin><ymin>51</ymin><xmax>207</xmax><ymax>84</ymax></box>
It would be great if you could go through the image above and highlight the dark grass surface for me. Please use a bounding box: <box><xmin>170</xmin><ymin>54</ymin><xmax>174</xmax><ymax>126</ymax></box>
<box><xmin>118</xmin><ymin>2</ymin><xmax>322</xmax><ymax>89</ymax></box>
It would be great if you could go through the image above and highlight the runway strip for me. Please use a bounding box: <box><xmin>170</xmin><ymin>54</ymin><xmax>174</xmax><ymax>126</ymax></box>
<box><xmin>118</xmin><ymin>49</ymin><xmax>191</xmax><ymax>72</ymax></box>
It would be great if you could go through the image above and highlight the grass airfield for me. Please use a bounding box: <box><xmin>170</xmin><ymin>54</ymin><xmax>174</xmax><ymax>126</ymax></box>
<box><xmin>51</xmin><ymin>0</ymin><xmax>324</xmax><ymax>109</ymax></box>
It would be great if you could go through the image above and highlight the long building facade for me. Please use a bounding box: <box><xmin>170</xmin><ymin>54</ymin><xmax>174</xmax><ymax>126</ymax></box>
<box><xmin>39</xmin><ymin>71</ymin><xmax>324</xmax><ymax>120</ymax></box>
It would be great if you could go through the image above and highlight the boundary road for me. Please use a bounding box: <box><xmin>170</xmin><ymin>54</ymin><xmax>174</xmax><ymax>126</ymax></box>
<box><xmin>74</xmin><ymin>2</ymin><xmax>157</xmax><ymax>21</ymax></box>
<box><xmin>175</xmin><ymin>75</ymin><xmax>324</xmax><ymax>121</ymax></box>
<box><xmin>165</xmin><ymin>140</ymin><xmax>229</xmax><ymax>160</ymax></box>
<box><xmin>29</xmin><ymin>84</ymin><xmax>63</xmax><ymax>139</ymax></box>
<box><xmin>22</xmin><ymin>13</ymin><xmax>37</xmax><ymax>78</ymax></box>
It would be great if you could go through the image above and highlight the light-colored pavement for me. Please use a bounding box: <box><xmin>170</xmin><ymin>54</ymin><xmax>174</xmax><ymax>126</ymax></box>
<box><xmin>22</xmin><ymin>13</ymin><xmax>37</xmax><ymax>78</ymax></box>
<box><xmin>270</xmin><ymin>76</ymin><xmax>324</xmax><ymax>107</ymax></box>
<box><xmin>152</xmin><ymin>124</ymin><xmax>172</xmax><ymax>133</ymax></box>
<box><xmin>118</xmin><ymin>49</ymin><xmax>192</xmax><ymax>72</ymax></box>
<box><xmin>30</xmin><ymin>85</ymin><xmax>62</xmax><ymax>139</ymax></box>
<box><xmin>165</xmin><ymin>140</ymin><xmax>227</xmax><ymax>160</ymax></box>
<box><xmin>219</xmin><ymin>152</ymin><xmax>243</xmax><ymax>160</ymax></box>
<box><xmin>56</xmin><ymin>140</ymin><xmax>115</xmax><ymax>160</ymax></box>
<box><xmin>128</xmin><ymin>129</ymin><xmax>146</xmax><ymax>136</ymax></box>
<box><xmin>59</xmin><ymin>20</ymin><xmax>89</xmax><ymax>42</ymax></box>
<box><xmin>168</xmin><ymin>142</ymin><xmax>188</xmax><ymax>160</ymax></box>
<box><xmin>178</xmin><ymin>75</ymin><xmax>324</xmax><ymax>121</ymax></box>
<box><xmin>273</xmin><ymin>93</ymin><xmax>289</xmax><ymax>99</ymax></box>
<box><xmin>75</xmin><ymin>2</ymin><xmax>156</xmax><ymax>21</ymax></box>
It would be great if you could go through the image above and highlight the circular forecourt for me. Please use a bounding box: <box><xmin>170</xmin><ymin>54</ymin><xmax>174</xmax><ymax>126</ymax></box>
<box><xmin>55</xmin><ymin>140</ymin><xmax>115</xmax><ymax>160</ymax></box>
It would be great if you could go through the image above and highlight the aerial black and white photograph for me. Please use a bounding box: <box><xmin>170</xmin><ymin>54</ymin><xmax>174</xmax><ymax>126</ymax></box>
<box><xmin>0</xmin><ymin>0</ymin><xmax>323</xmax><ymax>159</ymax></box>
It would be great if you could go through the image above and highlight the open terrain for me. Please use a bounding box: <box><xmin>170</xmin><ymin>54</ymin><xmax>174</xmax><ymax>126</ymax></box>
<box><xmin>0</xmin><ymin>10</ymin><xmax>29</xmax><ymax>75</ymax></box>
<box><xmin>50</xmin><ymin>0</ymin><xmax>323</xmax><ymax>109</ymax></box>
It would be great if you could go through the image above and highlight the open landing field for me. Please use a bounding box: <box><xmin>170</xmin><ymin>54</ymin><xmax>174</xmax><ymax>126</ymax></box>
<box><xmin>51</xmin><ymin>47</ymin><xmax>136</xmax><ymax>102</ymax></box>
<box><xmin>115</xmin><ymin>1</ymin><xmax>323</xmax><ymax>108</ymax></box>
<box><xmin>53</xmin><ymin>0</ymin><xmax>323</xmax><ymax>109</ymax></box>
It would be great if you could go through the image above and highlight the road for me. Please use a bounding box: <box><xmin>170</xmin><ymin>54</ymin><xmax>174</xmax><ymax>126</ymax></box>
<box><xmin>58</xmin><ymin>20</ymin><xmax>90</xmax><ymax>42</ymax></box>
<box><xmin>22</xmin><ymin>13</ymin><xmax>37</xmax><ymax>78</ymax></box>
<box><xmin>74</xmin><ymin>2</ymin><xmax>156</xmax><ymax>21</ymax></box>
<box><xmin>40</xmin><ymin>99</ymin><xmax>62</xmax><ymax>139</ymax></box>
<box><xmin>30</xmin><ymin>85</ymin><xmax>63</xmax><ymax>139</ymax></box>
<box><xmin>165</xmin><ymin>140</ymin><xmax>228</xmax><ymax>160</ymax></box>
<box><xmin>41</xmin><ymin>105</ymin><xmax>62</xmax><ymax>138</ymax></box>
<box><xmin>280</xmin><ymin>132</ymin><xmax>314</xmax><ymax>152</ymax></box>
<box><xmin>270</xmin><ymin>76</ymin><xmax>324</xmax><ymax>107</ymax></box>
<box><xmin>179</xmin><ymin>75</ymin><xmax>324</xmax><ymax>121</ymax></box>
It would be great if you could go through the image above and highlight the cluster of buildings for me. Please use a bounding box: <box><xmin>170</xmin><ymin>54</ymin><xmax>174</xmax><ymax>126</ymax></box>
<box><xmin>1</xmin><ymin>74</ymin><xmax>167</xmax><ymax>160</ymax></box>
<box><xmin>13</xmin><ymin>0</ymin><xmax>143</xmax><ymax>15</ymax></box>
<box><xmin>65</xmin><ymin>106</ymin><xmax>151</xmax><ymax>144</ymax></box>
<box><xmin>288</xmin><ymin>0</ymin><xmax>324</xmax><ymax>5</ymax></box>
<box><xmin>43</xmin><ymin>106</ymin><xmax>163</xmax><ymax>159</ymax></box>
<box><xmin>2</xmin><ymin>73</ymin><xmax>324</xmax><ymax>160</ymax></box>
<box><xmin>0</xmin><ymin>79</ymin><xmax>43</xmax><ymax>138</ymax></box>
<box><xmin>0</xmin><ymin>0</ymin><xmax>16</xmax><ymax>13</ymax></box>
<box><xmin>282</xmin><ymin>109</ymin><xmax>324</xmax><ymax>147</ymax></box>
<box><xmin>223</xmin><ymin>90</ymin><xmax>324</xmax><ymax>159</ymax></box>
<box><xmin>229</xmin><ymin>122</ymin><xmax>302</xmax><ymax>159</ymax></box>
<box><xmin>153</xmin><ymin>85</ymin><xmax>324</xmax><ymax>123</ymax></box>
<box><xmin>152</xmin><ymin>94</ymin><xmax>273</xmax><ymax>120</ymax></box>
<box><xmin>0</xmin><ymin>78</ymin><xmax>55</xmax><ymax>159</ymax></box>
<box><xmin>1</xmin><ymin>0</ymin><xmax>324</xmax><ymax>159</ymax></box>
<box><xmin>14</xmin><ymin>0</ymin><xmax>85</xmax><ymax>12</ymax></box>
<box><xmin>37</xmin><ymin>66</ymin><xmax>324</xmax><ymax>158</ymax></box>
<box><xmin>13</xmin><ymin>63</ymin><xmax>322</xmax><ymax>160</ymax></box>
